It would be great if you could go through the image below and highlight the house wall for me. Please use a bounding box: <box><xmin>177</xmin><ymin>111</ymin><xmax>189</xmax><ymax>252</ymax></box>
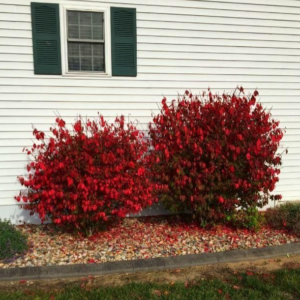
<box><xmin>0</xmin><ymin>0</ymin><xmax>300</xmax><ymax>223</ymax></box>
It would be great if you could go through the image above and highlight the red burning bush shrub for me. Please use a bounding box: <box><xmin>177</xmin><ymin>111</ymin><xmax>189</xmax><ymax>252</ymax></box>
<box><xmin>149</xmin><ymin>87</ymin><xmax>284</xmax><ymax>226</ymax></box>
<box><xmin>15</xmin><ymin>115</ymin><xmax>157</xmax><ymax>234</ymax></box>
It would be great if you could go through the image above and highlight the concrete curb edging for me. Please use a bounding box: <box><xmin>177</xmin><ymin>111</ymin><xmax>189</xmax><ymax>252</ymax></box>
<box><xmin>0</xmin><ymin>243</ymin><xmax>299</xmax><ymax>282</ymax></box>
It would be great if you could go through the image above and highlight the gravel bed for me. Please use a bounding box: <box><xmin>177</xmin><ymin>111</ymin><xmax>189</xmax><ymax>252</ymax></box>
<box><xmin>1</xmin><ymin>216</ymin><xmax>299</xmax><ymax>269</ymax></box>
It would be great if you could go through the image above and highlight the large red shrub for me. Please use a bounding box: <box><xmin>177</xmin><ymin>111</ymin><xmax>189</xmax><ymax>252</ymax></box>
<box><xmin>149</xmin><ymin>88</ymin><xmax>284</xmax><ymax>225</ymax></box>
<box><xmin>15</xmin><ymin>116</ymin><xmax>157</xmax><ymax>234</ymax></box>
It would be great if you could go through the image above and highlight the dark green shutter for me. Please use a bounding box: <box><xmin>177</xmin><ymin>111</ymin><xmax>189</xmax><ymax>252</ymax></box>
<box><xmin>111</xmin><ymin>7</ymin><xmax>137</xmax><ymax>77</ymax></box>
<box><xmin>31</xmin><ymin>2</ymin><xmax>62</xmax><ymax>75</ymax></box>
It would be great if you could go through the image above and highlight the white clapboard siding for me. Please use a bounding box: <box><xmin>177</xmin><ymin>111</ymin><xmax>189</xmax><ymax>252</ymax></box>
<box><xmin>0</xmin><ymin>0</ymin><xmax>300</xmax><ymax>223</ymax></box>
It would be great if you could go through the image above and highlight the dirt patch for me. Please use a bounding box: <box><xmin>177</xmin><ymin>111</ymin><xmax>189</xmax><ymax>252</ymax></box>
<box><xmin>1</xmin><ymin>253</ymin><xmax>300</xmax><ymax>293</ymax></box>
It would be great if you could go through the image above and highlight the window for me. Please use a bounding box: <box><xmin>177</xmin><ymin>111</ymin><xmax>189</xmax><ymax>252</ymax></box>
<box><xmin>31</xmin><ymin>2</ymin><xmax>137</xmax><ymax>77</ymax></box>
<box><xmin>67</xmin><ymin>10</ymin><xmax>105</xmax><ymax>73</ymax></box>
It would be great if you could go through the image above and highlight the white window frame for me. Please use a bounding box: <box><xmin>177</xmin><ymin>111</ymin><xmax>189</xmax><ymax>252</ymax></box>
<box><xmin>60</xmin><ymin>4</ymin><xmax>112</xmax><ymax>77</ymax></box>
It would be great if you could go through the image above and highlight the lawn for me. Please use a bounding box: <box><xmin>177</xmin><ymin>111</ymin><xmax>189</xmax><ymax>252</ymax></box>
<box><xmin>1</xmin><ymin>267</ymin><xmax>300</xmax><ymax>300</ymax></box>
<box><xmin>1</xmin><ymin>254</ymin><xmax>300</xmax><ymax>300</ymax></box>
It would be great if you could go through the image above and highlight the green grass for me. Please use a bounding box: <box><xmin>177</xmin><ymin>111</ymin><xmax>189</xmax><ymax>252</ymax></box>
<box><xmin>1</xmin><ymin>268</ymin><xmax>300</xmax><ymax>300</ymax></box>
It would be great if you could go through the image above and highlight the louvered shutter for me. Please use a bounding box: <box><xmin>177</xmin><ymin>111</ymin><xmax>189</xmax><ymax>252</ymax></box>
<box><xmin>31</xmin><ymin>2</ymin><xmax>62</xmax><ymax>75</ymax></box>
<box><xmin>111</xmin><ymin>7</ymin><xmax>137</xmax><ymax>77</ymax></box>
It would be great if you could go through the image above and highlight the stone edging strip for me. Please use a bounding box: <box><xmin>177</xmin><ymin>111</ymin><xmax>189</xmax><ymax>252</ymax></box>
<box><xmin>0</xmin><ymin>243</ymin><xmax>299</xmax><ymax>282</ymax></box>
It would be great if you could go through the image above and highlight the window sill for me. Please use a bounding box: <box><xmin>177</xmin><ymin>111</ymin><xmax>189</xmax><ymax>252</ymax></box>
<box><xmin>63</xmin><ymin>72</ymin><xmax>112</xmax><ymax>78</ymax></box>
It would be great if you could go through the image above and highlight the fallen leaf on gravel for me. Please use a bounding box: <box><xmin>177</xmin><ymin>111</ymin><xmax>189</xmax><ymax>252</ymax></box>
<box><xmin>1</xmin><ymin>216</ymin><xmax>299</xmax><ymax>269</ymax></box>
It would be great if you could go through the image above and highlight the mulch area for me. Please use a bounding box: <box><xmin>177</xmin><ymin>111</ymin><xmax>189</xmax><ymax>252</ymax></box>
<box><xmin>1</xmin><ymin>215</ymin><xmax>299</xmax><ymax>269</ymax></box>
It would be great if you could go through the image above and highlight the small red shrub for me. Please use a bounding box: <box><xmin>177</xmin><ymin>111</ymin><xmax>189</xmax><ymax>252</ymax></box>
<box><xmin>15</xmin><ymin>115</ymin><xmax>157</xmax><ymax>234</ymax></box>
<box><xmin>149</xmin><ymin>87</ymin><xmax>284</xmax><ymax>225</ymax></box>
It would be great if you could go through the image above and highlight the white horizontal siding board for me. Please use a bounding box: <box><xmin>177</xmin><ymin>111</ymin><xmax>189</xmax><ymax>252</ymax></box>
<box><xmin>0</xmin><ymin>183</ymin><xmax>22</xmax><ymax>192</ymax></box>
<box><xmin>0</xmin><ymin>4</ymin><xmax>29</xmax><ymax>14</ymax></box>
<box><xmin>3</xmin><ymin>77</ymin><xmax>300</xmax><ymax>89</ymax></box>
<box><xmin>2</xmin><ymin>101</ymin><xmax>300</xmax><ymax>110</ymax></box>
<box><xmin>0</xmin><ymin>168</ymin><xmax>29</xmax><ymax>176</ymax></box>
<box><xmin>139</xmin><ymin>66</ymin><xmax>300</xmax><ymax>76</ymax></box>
<box><xmin>138</xmin><ymin>51</ymin><xmax>300</xmax><ymax>62</ymax></box>
<box><xmin>0</xmin><ymin>86</ymin><xmax>298</xmax><ymax>95</ymax></box>
<box><xmin>0</xmin><ymin>21</ymin><xmax>31</xmax><ymax>30</ymax></box>
<box><xmin>0</xmin><ymin>12</ymin><xmax>30</xmax><ymax>22</ymax></box>
<box><xmin>0</xmin><ymin>29</ymin><xmax>31</xmax><ymax>38</ymax></box>
<box><xmin>138</xmin><ymin>36</ymin><xmax>300</xmax><ymax>49</ymax></box>
<box><xmin>0</xmin><ymin>191</ymin><xmax>25</xmax><ymax>198</ymax></box>
<box><xmin>139</xmin><ymin>59</ymin><xmax>300</xmax><ymax>70</ymax></box>
<box><xmin>137</xmin><ymin>44</ymin><xmax>300</xmax><ymax>56</ymax></box>
<box><xmin>200</xmin><ymin>0</ymin><xmax>300</xmax><ymax>8</ymax></box>
<box><xmin>2</xmin><ymin>72</ymin><xmax>300</xmax><ymax>82</ymax></box>
<box><xmin>0</xmin><ymin>62</ymin><xmax>33</xmax><ymax>70</ymax></box>
<box><xmin>0</xmin><ymin>101</ymin><xmax>163</xmax><ymax>109</ymax></box>
<box><xmin>139</xmin><ymin>28</ymin><xmax>300</xmax><ymax>43</ymax></box>
<box><xmin>138</xmin><ymin>12</ymin><xmax>300</xmax><ymax>29</ymax></box>
<box><xmin>137</xmin><ymin>20</ymin><xmax>300</xmax><ymax>36</ymax></box>
<box><xmin>0</xmin><ymin>37</ymin><xmax>32</xmax><ymax>46</ymax></box>
<box><xmin>0</xmin><ymin>177</ymin><xmax>22</xmax><ymax>184</ymax></box>
<box><xmin>0</xmin><ymin>147</ymin><xmax>26</xmax><ymax>154</ymax></box>
<box><xmin>4</xmin><ymin>94</ymin><xmax>300</xmax><ymax>102</ymax></box>
<box><xmin>2</xmin><ymin>90</ymin><xmax>300</xmax><ymax>99</ymax></box>
<box><xmin>0</xmin><ymin>155</ymin><xmax>28</xmax><ymax>162</ymax></box>
<box><xmin>0</xmin><ymin>45</ymin><xmax>32</xmax><ymax>54</ymax></box>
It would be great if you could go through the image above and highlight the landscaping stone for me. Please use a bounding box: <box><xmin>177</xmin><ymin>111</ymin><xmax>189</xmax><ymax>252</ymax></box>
<box><xmin>0</xmin><ymin>216</ymin><xmax>299</xmax><ymax>270</ymax></box>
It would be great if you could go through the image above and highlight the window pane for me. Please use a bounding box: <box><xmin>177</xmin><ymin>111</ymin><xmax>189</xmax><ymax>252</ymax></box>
<box><xmin>93</xmin><ymin>13</ymin><xmax>103</xmax><ymax>26</ymax></box>
<box><xmin>68</xmin><ymin>43</ymin><xmax>80</xmax><ymax>56</ymax></box>
<box><xmin>68</xmin><ymin>42</ymin><xmax>105</xmax><ymax>72</ymax></box>
<box><xmin>68</xmin><ymin>57</ymin><xmax>80</xmax><ymax>71</ymax></box>
<box><xmin>80</xmin><ymin>12</ymin><xmax>92</xmax><ymax>26</ymax></box>
<box><xmin>80</xmin><ymin>25</ymin><xmax>92</xmax><ymax>40</ymax></box>
<box><xmin>68</xmin><ymin>11</ymin><xmax>79</xmax><ymax>25</ymax></box>
<box><xmin>81</xmin><ymin>57</ymin><xmax>92</xmax><ymax>71</ymax></box>
<box><xmin>80</xmin><ymin>44</ymin><xmax>92</xmax><ymax>57</ymax></box>
<box><xmin>92</xmin><ymin>26</ymin><xmax>103</xmax><ymax>40</ymax></box>
<box><xmin>68</xmin><ymin>25</ymin><xmax>79</xmax><ymax>39</ymax></box>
